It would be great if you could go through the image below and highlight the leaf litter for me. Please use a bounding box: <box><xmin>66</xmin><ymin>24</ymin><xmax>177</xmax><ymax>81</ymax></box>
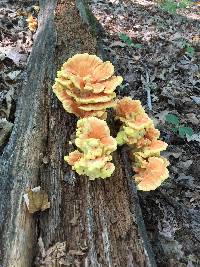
<box><xmin>88</xmin><ymin>0</ymin><xmax>200</xmax><ymax>265</ymax></box>
<box><xmin>0</xmin><ymin>0</ymin><xmax>39</xmax><ymax>151</ymax></box>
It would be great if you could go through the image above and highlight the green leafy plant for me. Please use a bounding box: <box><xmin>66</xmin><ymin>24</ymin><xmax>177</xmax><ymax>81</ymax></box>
<box><xmin>118</xmin><ymin>33</ymin><xmax>133</xmax><ymax>45</ymax></box>
<box><xmin>165</xmin><ymin>114</ymin><xmax>180</xmax><ymax>125</ymax></box>
<box><xmin>159</xmin><ymin>0</ymin><xmax>191</xmax><ymax>14</ymax></box>
<box><xmin>165</xmin><ymin>113</ymin><xmax>194</xmax><ymax>139</ymax></box>
<box><xmin>118</xmin><ymin>33</ymin><xmax>143</xmax><ymax>48</ymax></box>
<box><xmin>177</xmin><ymin>40</ymin><xmax>195</xmax><ymax>57</ymax></box>
<box><xmin>133</xmin><ymin>43</ymin><xmax>143</xmax><ymax>49</ymax></box>
<box><xmin>184</xmin><ymin>42</ymin><xmax>195</xmax><ymax>57</ymax></box>
<box><xmin>178</xmin><ymin>126</ymin><xmax>194</xmax><ymax>139</ymax></box>
<box><xmin>178</xmin><ymin>0</ymin><xmax>191</xmax><ymax>8</ymax></box>
<box><xmin>161</xmin><ymin>0</ymin><xmax>178</xmax><ymax>14</ymax></box>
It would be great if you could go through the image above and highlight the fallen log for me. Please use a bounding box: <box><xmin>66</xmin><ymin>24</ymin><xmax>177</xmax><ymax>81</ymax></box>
<box><xmin>0</xmin><ymin>0</ymin><xmax>156</xmax><ymax>266</ymax></box>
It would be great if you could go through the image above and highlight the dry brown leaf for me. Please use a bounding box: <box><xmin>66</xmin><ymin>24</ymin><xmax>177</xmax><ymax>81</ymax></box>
<box><xmin>33</xmin><ymin>5</ymin><xmax>40</xmax><ymax>12</ymax></box>
<box><xmin>0</xmin><ymin>118</ymin><xmax>13</xmax><ymax>147</ymax></box>
<box><xmin>26</xmin><ymin>14</ymin><xmax>38</xmax><ymax>32</ymax></box>
<box><xmin>192</xmin><ymin>35</ymin><xmax>200</xmax><ymax>45</ymax></box>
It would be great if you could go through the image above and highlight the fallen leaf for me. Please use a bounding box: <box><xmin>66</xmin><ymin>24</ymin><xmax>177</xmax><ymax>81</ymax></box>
<box><xmin>6</xmin><ymin>70</ymin><xmax>21</xmax><ymax>80</ymax></box>
<box><xmin>0</xmin><ymin>118</ymin><xmax>13</xmax><ymax>147</ymax></box>
<box><xmin>162</xmin><ymin>151</ymin><xmax>182</xmax><ymax>159</ymax></box>
<box><xmin>186</xmin><ymin>133</ymin><xmax>200</xmax><ymax>142</ymax></box>
<box><xmin>26</xmin><ymin>14</ymin><xmax>38</xmax><ymax>32</ymax></box>
<box><xmin>59</xmin><ymin>258</ymin><xmax>72</xmax><ymax>266</ymax></box>
<box><xmin>0</xmin><ymin>52</ymin><xmax>6</xmax><ymax>61</ymax></box>
<box><xmin>110</xmin><ymin>41</ymin><xmax>126</xmax><ymax>48</ymax></box>
<box><xmin>177</xmin><ymin>160</ymin><xmax>193</xmax><ymax>170</ymax></box>
<box><xmin>176</xmin><ymin>174</ymin><xmax>196</xmax><ymax>189</ymax></box>
<box><xmin>33</xmin><ymin>5</ymin><xmax>40</xmax><ymax>12</ymax></box>
<box><xmin>191</xmin><ymin>96</ymin><xmax>200</xmax><ymax>105</ymax></box>
<box><xmin>185</xmin><ymin>113</ymin><xmax>199</xmax><ymax>125</ymax></box>
<box><xmin>0</xmin><ymin>88</ymin><xmax>14</xmax><ymax>119</ymax></box>
<box><xmin>0</xmin><ymin>47</ymin><xmax>23</xmax><ymax>65</ymax></box>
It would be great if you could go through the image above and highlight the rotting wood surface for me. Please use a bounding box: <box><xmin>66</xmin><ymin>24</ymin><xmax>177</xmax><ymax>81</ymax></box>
<box><xmin>0</xmin><ymin>0</ymin><xmax>156</xmax><ymax>266</ymax></box>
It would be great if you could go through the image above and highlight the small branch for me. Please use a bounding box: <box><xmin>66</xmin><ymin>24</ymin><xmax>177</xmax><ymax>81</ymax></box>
<box><xmin>141</xmin><ymin>70</ymin><xmax>153</xmax><ymax>111</ymax></box>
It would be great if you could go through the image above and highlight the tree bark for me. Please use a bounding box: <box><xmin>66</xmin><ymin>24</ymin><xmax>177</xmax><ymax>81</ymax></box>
<box><xmin>0</xmin><ymin>0</ymin><xmax>156</xmax><ymax>266</ymax></box>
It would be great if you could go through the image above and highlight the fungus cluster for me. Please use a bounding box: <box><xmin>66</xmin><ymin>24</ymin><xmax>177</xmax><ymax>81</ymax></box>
<box><xmin>64</xmin><ymin>117</ymin><xmax>117</xmax><ymax>180</ymax></box>
<box><xmin>115</xmin><ymin>97</ymin><xmax>169</xmax><ymax>191</ymax></box>
<box><xmin>53</xmin><ymin>53</ymin><xmax>123</xmax><ymax>119</ymax></box>
<box><xmin>53</xmin><ymin>53</ymin><xmax>169</xmax><ymax>188</ymax></box>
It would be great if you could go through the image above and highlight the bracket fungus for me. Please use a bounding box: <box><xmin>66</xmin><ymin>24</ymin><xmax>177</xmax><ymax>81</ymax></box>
<box><xmin>133</xmin><ymin>157</ymin><xmax>169</xmax><ymax>191</ymax></box>
<box><xmin>65</xmin><ymin>117</ymin><xmax>117</xmax><ymax>180</ymax></box>
<box><xmin>135</xmin><ymin>140</ymin><xmax>168</xmax><ymax>158</ymax></box>
<box><xmin>115</xmin><ymin>97</ymin><xmax>169</xmax><ymax>191</ymax></box>
<box><xmin>52</xmin><ymin>54</ymin><xmax>170</xmax><ymax>189</ymax></box>
<box><xmin>115</xmin><ymin>97</ymin><xmax>154</xmax><ymax>146</ymax></box>
<box><xmin>53</xmin><ymin>53</ymin><xmax>123</xmax><ymax>119</ymax></box>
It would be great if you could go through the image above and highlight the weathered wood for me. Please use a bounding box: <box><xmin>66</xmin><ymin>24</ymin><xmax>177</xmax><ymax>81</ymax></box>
<box><xmin>0</xmin><ymin>0</ymin><xmax>156</xmax><ymax>266</ymax></box>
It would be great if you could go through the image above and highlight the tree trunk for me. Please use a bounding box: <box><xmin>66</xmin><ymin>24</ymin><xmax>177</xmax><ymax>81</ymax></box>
<box><xmin>0</xmin><ymin>0</ymin><xmax>156</xmax><ymax>266</ymax></box>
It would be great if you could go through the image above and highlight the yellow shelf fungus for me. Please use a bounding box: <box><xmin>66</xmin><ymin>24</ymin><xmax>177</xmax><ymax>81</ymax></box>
<box><xmin>64</xmin><ymin>117</ymin><xmax>117</xmax><ymax>180</ymax></box>
<box><xmin>52</xmin><ymin>53</ymin><xmax>170</xmax><ymax>189</ymax></box>
<box><xmin>133</xmin><ymin>156</ymin><xmax>169</xmax><ymax>191</ymax></box>
<box><xmin>115</xmin><ymin>97</ymin><xmax>153</xmax><ymax>146</ymax></box>
<box><xmin>115</xmin><ymin>97</ymin><xmax>169</xmax><ymax>191</ymax></box>
<box><xmin>135</xmin><ymin>140</ymin><xmax>168</xmax><ymax>158</ymax></box>
<box><xmin>53</xmin><ymin>53</ymin><xmax>123</xmax><ymax>119</ymax></box>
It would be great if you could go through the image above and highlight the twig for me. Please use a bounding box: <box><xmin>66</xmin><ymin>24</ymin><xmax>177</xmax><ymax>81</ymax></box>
<box><xmin>141</xmin><ymin>70</ymin><xmax>152</xmax><ymax>111</ymax></box>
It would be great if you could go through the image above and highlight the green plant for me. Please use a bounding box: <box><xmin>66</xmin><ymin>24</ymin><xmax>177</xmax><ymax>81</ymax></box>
<box><xmin>159</xmin><ymin>0</ymin><xmax>191</xmax><ymax>14</ymax></box>
<box><xmin>161</xmin><ymin>0</ymin><xmax>178</xmax><ymax>14</ymax></box>
<box><xmin>118</xmin><ymin>33</ymin><xmax>143</xmax><ymax>48</ymax></box>
<box><xmin>177</xmin><ymin>40</ymin><xmax>195</xmax><ymax>57</ymax></box>
<box><xmin>165</xmin><ymin>113</ymin><xmax>194</xmax><ymax>139</ymax></box>
<box><xmin>165</xmin><ymin>114</ymin><xmax>180</xmax><ymax>125</ymax></box>
<box><xmin>118</xmin><ymin>33</ymin><xmax>133</xmax><ymax>45</ymax></box>
<box><xmin>178</xmin><ymin>0</ymin><xmax>191</xmax><ymax>8</ymax></box>
<box><xmin>184</xmin><ymin>42</ymin><xmax>195</xmax><ymax>57</ymax></box>
<box><xmin>178</xmin><ymin>126</ymin><xmax>194</xmax><ymax>139</ymax></box>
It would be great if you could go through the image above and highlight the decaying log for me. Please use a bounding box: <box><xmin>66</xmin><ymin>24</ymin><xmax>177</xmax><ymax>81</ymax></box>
<box><xmin>0</xmin><ymin>0</ymin><xmax>156</xmax><ymax>266</ymax></box>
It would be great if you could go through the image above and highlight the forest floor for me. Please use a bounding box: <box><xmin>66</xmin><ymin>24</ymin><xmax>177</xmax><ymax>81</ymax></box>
<box><xmin>0</xmin><ymin>0</ymin><xmax>200</xmax><ymax>266</ymax></box>
<box><xmin>88</xmin><ymin>0</ymin><xmax>200</xmax><ymax>266</ymax></box>
<box><xmin>0</xmin><ymin>0</ymin><xmax>37</xmax><ymax>149</ymax></box>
